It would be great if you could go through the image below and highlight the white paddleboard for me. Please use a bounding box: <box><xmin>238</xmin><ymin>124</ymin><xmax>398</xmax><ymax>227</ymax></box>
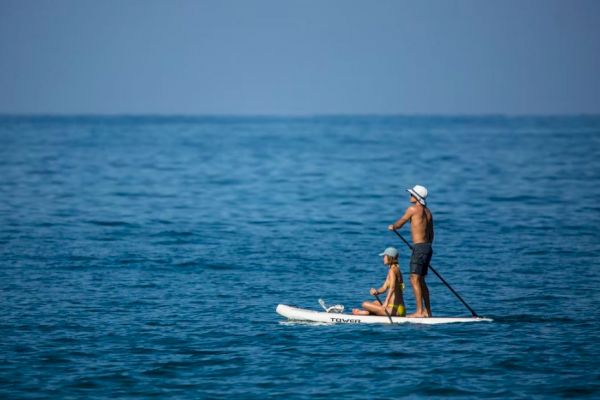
<box><xmin>276</xmin><ymin>304</ymin><xmax>492</xmax><ymax>325</ymax></box>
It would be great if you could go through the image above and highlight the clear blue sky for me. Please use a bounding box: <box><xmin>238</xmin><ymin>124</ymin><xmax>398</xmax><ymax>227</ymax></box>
<box><xmin>1</xmin><ymin>0</ymin><xmax>599</xmax><ymax>115</ymax></box>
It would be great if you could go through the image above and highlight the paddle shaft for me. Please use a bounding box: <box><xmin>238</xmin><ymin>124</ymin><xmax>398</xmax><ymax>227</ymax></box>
<box><xmin>373</xmin><ymin>293</ymin><xmax>394</xmax><ymax>324</ymax></box>
<box><xmin>392</xmin><ymin>230</ymin><xmax>479</xmax><ymax>317</ymax></box>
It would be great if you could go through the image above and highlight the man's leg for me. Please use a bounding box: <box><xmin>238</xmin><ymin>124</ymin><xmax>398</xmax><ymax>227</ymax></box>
<box><xmin>408</xmin><ymin>274</ymin><xmax>424</xmax><ymax>317</ymax></box>
<box><xmin>421</xmin><ymin>279</ymin><xmax>431</xmax><ymax>317</ymax></box>
<box><xmin>421</xmin><ymin>245</ymin><xmax>433</xmax><ymax>317</ymax></box>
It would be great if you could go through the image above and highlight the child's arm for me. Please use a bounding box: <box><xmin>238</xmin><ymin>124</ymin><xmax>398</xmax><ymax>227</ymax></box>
<box><xmin>371</xmin><ymin>273</ymin><xmax>391</xmax><ymax>304</ymax></box>
<box><xmin>382</xmin><ymin>268</ymin><xmax>397</xmax><ymax>307</ymax></box>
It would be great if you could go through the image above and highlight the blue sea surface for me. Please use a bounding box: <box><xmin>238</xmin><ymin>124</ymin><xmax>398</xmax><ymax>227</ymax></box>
<box><xmin>1</xmin><ymin>115</ymin><xmax>599</xmax><ymax>398</ymax></box>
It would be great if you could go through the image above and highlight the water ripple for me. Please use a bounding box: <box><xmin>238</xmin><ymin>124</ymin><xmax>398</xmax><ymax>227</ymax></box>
<box><xmin>1</xmin><ymin>116</ymin><xmax>599</xmax><ymax>399</ymax></box>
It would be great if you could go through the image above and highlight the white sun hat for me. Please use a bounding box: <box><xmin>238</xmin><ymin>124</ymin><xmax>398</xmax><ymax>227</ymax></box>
<box><xmin>407</xmin><ymin>185</ymin><xmax>428</xmax><ymax>206</ymax></box>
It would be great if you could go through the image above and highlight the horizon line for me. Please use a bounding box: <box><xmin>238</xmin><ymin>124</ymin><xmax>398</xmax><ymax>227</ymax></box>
<box><xmin>1</xmin><ymin>112</ymin><xmax>599</xmax><ymax>119</ymax></box>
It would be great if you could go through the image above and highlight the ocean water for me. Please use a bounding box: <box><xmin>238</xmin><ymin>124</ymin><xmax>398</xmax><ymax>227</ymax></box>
<box><xmin>1</xmin><ymin>115</ymin><xmax>599</xmax><ymax>399</ymax></box>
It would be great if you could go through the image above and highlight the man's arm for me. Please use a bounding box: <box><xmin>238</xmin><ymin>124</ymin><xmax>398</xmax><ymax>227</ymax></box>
<box><xmin>387</xmin><ymin>206</ymin><xmax>415</xmax><ymax>231</ymax></box>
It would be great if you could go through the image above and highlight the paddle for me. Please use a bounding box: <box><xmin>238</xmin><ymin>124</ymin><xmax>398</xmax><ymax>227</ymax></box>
<box><xmin>373</xmin><ymin>293</ymin><xmax>394</xmax><ymax>324</ymax></box>
<box><xmin>392</xmin><ymin>229</ymin><xmax>479</xmax><ymax>317</ymax></box>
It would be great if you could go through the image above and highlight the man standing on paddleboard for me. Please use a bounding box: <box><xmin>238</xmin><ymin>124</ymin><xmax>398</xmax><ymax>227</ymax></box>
<box><xmin>388</xmin><ymin>185</ymin><xmax>434</xmax><ymax>317</ymax></box>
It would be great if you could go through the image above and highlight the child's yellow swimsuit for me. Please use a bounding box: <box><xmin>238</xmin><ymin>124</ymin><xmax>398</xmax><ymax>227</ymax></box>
<box><xmin>387</xmin><ymin>304</ymin><xmax>406</xmax><ymax>317</ymax></box>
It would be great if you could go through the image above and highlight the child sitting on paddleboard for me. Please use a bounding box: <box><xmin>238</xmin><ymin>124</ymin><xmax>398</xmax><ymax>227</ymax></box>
<box><xmin>352</xmin><ymin>247</ymin><xmax>406</xmax><ymax>317</ymax></box>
